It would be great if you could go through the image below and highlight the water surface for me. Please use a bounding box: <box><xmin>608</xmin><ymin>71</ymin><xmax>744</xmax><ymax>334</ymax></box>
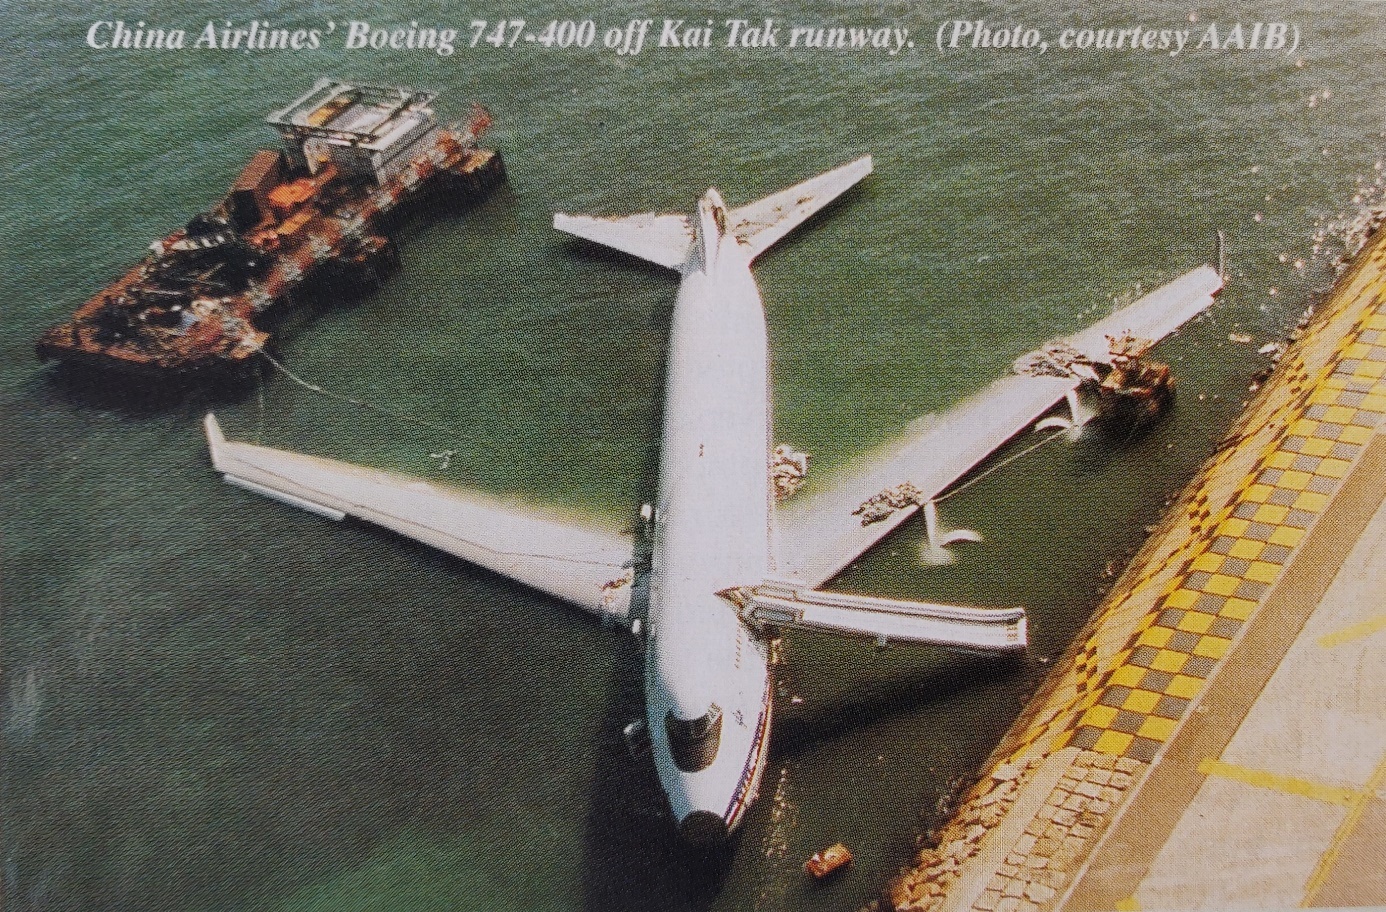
<box><xmin>4</xmin><ymin>1</ymin><xmax>1384</xmax><ymax>909</ymax></box>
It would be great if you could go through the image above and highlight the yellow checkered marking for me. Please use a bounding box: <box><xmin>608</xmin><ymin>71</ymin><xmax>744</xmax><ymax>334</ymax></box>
<box><xmin>1058</xmin><ymin>278</ymin><xmax>1386</xmax><ymax>763</ymax></box>
<box><xmin>1004</xmin><ymin>259</ymin><xmax>1386</xmax><ymax>765</ymax></box>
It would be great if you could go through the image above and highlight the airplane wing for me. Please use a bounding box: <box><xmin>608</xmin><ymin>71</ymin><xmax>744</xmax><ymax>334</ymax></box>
<box><xmin>728</xmin><ymin>155</ymin><xmax>873</xmax><ymax>261</ymax></box>
<box><xmin>774</xmin><ymin>265</ymin><xmax>1223</xmax><ymax>588</ymax></box>
<box><xmin>1062</xmin><ymin>265</ymin><xmax>1227</xmax><ymax>360</ymax></box>
<box><xmin>552</xmin><ymin>212</ymin><xmax>693</xmax><ymax>270</ymax></box>
<box><xmin>204</xmin><ymin>415</ymin><xmax>638</xmax><ymax>621</ymax></box>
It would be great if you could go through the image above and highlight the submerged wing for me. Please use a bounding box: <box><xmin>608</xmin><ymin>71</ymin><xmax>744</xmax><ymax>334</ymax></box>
<box><xmin>1064</xmin><ymin>265</ymin><xmax>1225</xmax><ymax>360</ymax></box>
<box><xmin>552</xmin><ymin>212</ymin><xmax>693</xmax><ymax>270</ymax></box>
<box><xmin>204</xmin><ymin>415</ymin><xmax>637</xmax><ymax>620</ymax></box>
<box><xmin>773</xmin><ymin>373</ymin><xmax>1077</xmax><ymax>587</ymax></box>
<box><xmin>775</xmin><ymin>265</ymin><xmax>1223</xmax><ymax>587</ymax></box>
<box><xmin>728</xmin><ymin>156</ymin><xmax>873</xmax><ymax>261</ymax></box>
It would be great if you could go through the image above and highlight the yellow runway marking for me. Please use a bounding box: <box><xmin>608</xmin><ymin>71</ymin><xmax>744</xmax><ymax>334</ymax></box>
<box><xmin>1301</xmin><ymin>751</ymin><xmax>1386</xmax><ymax>906</ymax></box>
<box><xmin>1316</xmin><ymin>614</ymin><xmax>1386</xmax><ymax>649</ymax></box>
<box><xmin>1198</xmin><ymin>758</ymin><xmax>1362</xmax><ymax>807</ymax></box>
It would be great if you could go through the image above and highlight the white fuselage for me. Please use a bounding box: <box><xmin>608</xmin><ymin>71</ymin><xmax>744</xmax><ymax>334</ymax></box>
<box><xmin>644</xmin><ymin>191</ymin><xmax>775</xmax><ymax>844</ymax></box>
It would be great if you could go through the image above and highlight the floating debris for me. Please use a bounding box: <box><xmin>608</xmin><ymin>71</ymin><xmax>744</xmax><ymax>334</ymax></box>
<box><xmin>771</xmin><ymin>444</ymin><xmax>811</xmax><ymax>500</ymax></box>
<box><xmin>805</xmin><ymin>843</ymin><xmax>853</xmax><ymax>879</ymax></box>
<box><xmin>855</xmin><ymin>482</ymin><xmax>926</xmax><ymax>525</ymax></box>
<box><xmin>1228</xmin><ymin>332</ymin><xmax>1253</xmax><ymax>344</ymax></box>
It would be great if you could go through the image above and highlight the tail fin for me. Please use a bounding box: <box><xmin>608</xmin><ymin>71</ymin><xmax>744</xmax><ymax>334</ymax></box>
<box><xmin>728</xmin><ymin>155</ymin><xmax>873</xmax><ymax>261</ymax></box>
<box><xmin>552</xmin><ymin>211</ymin><xmax>694</xmax><ymax>271</ymax></box>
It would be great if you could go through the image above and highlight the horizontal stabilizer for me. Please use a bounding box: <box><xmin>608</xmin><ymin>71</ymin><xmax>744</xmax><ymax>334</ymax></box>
<box><xmin>553</xmin><ymin>211</ymin><xmax>693</xmax><ymax>270</ymax></box>
<box><xmin>729</xmin><ymin>156</ymin><xmax>873</xmax><ymax>261</ymax></box>
<box><xmin>204</xmin><ymin>414</ymin><xmax>637</xmax><ymax>621</ymax></box>
<box><xmin>744</xmin><ymin>582</ymin><xmax>1026</xmax><ymax>653</ymax></box>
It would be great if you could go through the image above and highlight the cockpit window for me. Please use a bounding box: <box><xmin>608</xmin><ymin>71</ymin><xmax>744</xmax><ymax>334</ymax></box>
<box><xmin>665</xmin><ymin>703</ymin><xmax>722</xmax><ymax>772</ymax></box>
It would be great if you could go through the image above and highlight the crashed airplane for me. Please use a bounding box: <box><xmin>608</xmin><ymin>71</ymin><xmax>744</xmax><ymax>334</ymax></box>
<box><xmin>204</xmin><ymin>155</ymin><xmax>1221</xmax><ymax>845</ymax></box>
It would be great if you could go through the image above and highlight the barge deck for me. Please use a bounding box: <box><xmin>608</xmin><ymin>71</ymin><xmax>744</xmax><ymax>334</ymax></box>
<box><xmin>36</xmin><ymin>79</ymin><xmax>506</xmax><ymax>381</ymax></box>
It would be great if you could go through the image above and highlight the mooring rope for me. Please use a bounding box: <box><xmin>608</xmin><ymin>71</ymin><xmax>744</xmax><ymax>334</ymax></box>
<box><xmin>256</xmin><ymin>344</ymin><xmax>1070</xmax><ymax>499</ymax></box>
<box><xmin>934</xmin><ymin>426</ymin><xmax>1067</xmax><ymax>503</ymax></box>
<box><xmin>256</xmin><ymin>347</ymin><xmax>463</xmax><ymax>438</ymax></box>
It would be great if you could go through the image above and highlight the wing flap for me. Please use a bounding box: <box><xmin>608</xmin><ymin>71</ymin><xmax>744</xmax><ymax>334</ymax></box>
<box><xmin>552</xmin><ymin>212</ymin><xmax>693</xmax><ymax>270</ymax></box>
<box><xmin>729</xmin><ymin>156</ymin><xmax>873</xmax><ymax>261</ymax></box>
<box><xmin>205</xmin><ymin>415</ymin><xmax>636</xmax><ymax>620</ymax></box>
<box><xmin>746</xmin><ymin>582</ymin><xmax>1026</xmax><ymax>653</ymax></box>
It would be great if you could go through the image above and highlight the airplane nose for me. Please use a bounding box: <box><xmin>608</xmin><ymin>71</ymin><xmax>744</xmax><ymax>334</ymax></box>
<box><xmin>678</xmin><ymin>810</ymin><xmax>729</xmax><ymax>847</ymax></box>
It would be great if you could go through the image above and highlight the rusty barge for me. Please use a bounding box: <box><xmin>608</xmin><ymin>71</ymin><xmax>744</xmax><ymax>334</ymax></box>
<box><xmin>37</xmin><ymin>79</ymin><xmax>506</xmax><ymax>380</ymax></box>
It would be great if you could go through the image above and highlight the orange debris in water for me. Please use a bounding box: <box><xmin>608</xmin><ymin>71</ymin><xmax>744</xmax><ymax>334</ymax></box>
<box><xmin>805</xmin><ymin>843</ymin><xmax>853</xmax><ymax>879</ymax></box>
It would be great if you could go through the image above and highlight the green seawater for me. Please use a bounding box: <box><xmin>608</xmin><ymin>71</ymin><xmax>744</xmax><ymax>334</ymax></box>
<box><xmin>3</xmin><ymin>0</ymin><xmax>1383</xmax><ymax>909</ymax></box>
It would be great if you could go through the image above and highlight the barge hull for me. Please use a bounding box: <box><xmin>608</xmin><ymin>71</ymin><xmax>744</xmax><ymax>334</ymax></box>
<box><xmin>36</xmin><ymin>83</ymin><xmax>506</xmax><ymax>383</ymax></box>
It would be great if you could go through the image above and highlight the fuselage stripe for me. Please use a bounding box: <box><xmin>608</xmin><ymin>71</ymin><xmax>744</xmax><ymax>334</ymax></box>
<box><xmin>724</xmin><ymin>674</ymin><xmax>774</xmax><ymax>827</ymax></box>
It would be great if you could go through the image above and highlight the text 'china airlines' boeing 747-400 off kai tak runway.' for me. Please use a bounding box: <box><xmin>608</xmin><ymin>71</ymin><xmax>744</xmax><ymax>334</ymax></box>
<box><xmin>204</xmin><ymin>155</ymin><xmax>1222</xmax><ymax>847</ymax></box>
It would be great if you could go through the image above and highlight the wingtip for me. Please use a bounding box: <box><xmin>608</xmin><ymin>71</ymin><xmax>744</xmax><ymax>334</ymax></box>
<box><xmin>203</xmin><ymin>412</ymin><xmax>226</xmax><ymax>457</ymax></box>
<box><xmin>1206</xmin><ymin>262</ymin><xmax>1227</xmax><ymax>294</ymax></box>
<box><xmin>553</xmin><ymin>211</ymin><xmax>593</xmax><ymax>238</ymax></box>
<box><xmin>835</xmin><ymin>154</ymin><xmax>873</xmax><ymax>180</ymax></box>
<box><xmin>834</xmin><ymin>155</ymin><xmax>873</xmax><ymax>191</ymax></box>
